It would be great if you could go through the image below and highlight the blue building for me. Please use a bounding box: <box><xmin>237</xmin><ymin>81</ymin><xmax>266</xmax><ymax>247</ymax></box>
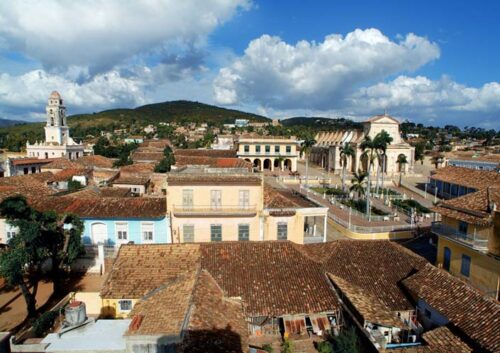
<box><xmin>65</xmin><ymin>197</ymin><xmax>170</xmax><ymax>246</ymax></box>
<box><xmin>447</xmin><ymin>158</ymin><xmax>499</xmax><ymax>172</ymax></box>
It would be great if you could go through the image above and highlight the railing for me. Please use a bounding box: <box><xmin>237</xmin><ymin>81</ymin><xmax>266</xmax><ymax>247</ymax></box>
<box><xmin>431</xmin><ymin>222</ymin><xmax>489</xmax><ymax>251</ymax></box>
<box><xmin>329</xmin><ymin>211</ymin><xmax>419</xmax><ymax>233</ymax></box>
<box><xmin>172</xmin><ymin>204</ymin><xmax>258</xmax><ymax>216</ymax></box>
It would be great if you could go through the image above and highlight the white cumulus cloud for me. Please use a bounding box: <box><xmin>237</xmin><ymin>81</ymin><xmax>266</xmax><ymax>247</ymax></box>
<box><xmin>213</xmin><ymin>29</ymin><xmax>440</xmax><ymax>108</ymax></box>
<box><xmin>0</xmin><ymin>0</ymin><xmax>250</xmax><ymax>74</ymax></box>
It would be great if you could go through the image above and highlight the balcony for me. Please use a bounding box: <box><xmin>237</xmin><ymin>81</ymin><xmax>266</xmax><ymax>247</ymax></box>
<box><xmin>431</xmin><ymin>222</ymin><xmax>489</xmax><ymax>252</ymax></box>
<box><xmin>172</xmin><ymin>204</ymin><xmax>258</xmax><ymax>217</ymax></box>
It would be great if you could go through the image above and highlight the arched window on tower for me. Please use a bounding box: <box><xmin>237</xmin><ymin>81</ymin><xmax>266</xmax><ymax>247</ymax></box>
<box><xmin>50</xmin><ymin>117</ymin><xmax>54</xmax><ymax>126</ymax></box>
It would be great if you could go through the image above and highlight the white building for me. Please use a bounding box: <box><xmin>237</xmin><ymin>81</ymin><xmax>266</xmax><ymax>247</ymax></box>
<box><xmin>26</xmin><ymin>91</ymin><xmax>84</xmax><ymax>160</ymax></box>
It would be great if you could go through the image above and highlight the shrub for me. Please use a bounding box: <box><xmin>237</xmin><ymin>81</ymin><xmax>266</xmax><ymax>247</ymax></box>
<box><xmin>33</xmin><ymin>311</ymin><xmax>58</xmax><ymax>337</ymax></box>
<box><xmin>281</xmin><ymin>338</ymin><xmax>293</xmax><ymax>353</ymax></box>
<box><xmin>262</xmin><ymin>344</ymin><xmax>274</xmax><ymax>353</ymax></box>
<box><xmin>317</xmin><ymin>340</ymin><xmax>333</xmax><ymax>353</ymax></box>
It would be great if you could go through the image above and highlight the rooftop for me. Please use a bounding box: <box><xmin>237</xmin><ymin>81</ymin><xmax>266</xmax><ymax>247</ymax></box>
<box><xmin>174</xmin><ymin>149</ymin><xmax>237</xmax><ymax>158</ymax></box>
<box><xmin>430</xmin><ymin>166</ymin><xmax>500</xmax><ymax>190</ymax></box>
<box><xmin>10</xmin><ymin>157</ymin><xmax>54</xmax><ymax>166</ymax></box>
<box><xmin>42</xmin><ymin>158</ymin><xmax>80</xmax><ymax>170</ymax></box>
<box><xmin>113</xmin><ymin>175</ymin><xmax>150</xmax><ymax>185</ymax></box>
<box><xmin>74</xmin><ymin>155</ymin><xmax>115</xmax><ymax>169</ymax></box>
<box><xmin>119</xmin><ymin>163</ymin><xmax>155</xmax><ymax>174</ymax></box>
<box><xmin>131</xmin><ymin>151</ymin><xmax>164</xmax><ymax>162</ymax></box>
<box><xmin>174</xmin><ymin>156</ymin><xmax>252</xmax><ymax>170</ymax></box>
<box><xmin>63</xmin><ymin>197</ymin><xmax>165</xmax><ymax>219</ymax></box>
<box><xmin>402</xmin><ymin>263</ymin><xmax>500</xmax><ymax>353</ymax></box>
<box><xmin>433</xmin><ymin>187</ymin><xmax>500</xmax><ymax>225</ymax></box>
<box><xmin>264</xmin><ymin>185</ymin><xmax>319</xmax><ymax>209</ymax></box>
<box><xmin>166</xmin><ymin>172</ymin><xmax>261</xmax><ymax>186</ymax></box>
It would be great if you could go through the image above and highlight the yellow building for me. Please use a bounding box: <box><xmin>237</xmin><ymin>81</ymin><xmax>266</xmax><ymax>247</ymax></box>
<box><xmin>236</xmin><ymin>135</ymin><xmax>300</xmax><ymax>172</ymax></box>
<box><xmin>165</xmin><ymin>166</ymin><xmax>328</xmax><ymax>244</ymax></box>
<box><xmin>432</xmin><ymin>187</ymin><xmax>500</xmax><ymax>300</ymax></box>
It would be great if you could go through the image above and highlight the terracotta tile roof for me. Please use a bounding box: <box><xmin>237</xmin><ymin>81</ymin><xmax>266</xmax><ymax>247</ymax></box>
<box><xmin>48</xmin><ymin>168</ymin><xmax>90</xmax><ymax>182</ymax></box>
<box><xmin>305</xmin><ymin>241</ymin><xmax>428</xmax><ymax>311</ymax></box>
<box><xmin>41</xmin><ymin>158</ymin><xmax>80</xmax><ymax>170</ymax></box>
<box><xmin>140</xmin><ymin>139</ymin><xmax>170</xmax><ymax>149</ymax></box>
<box><xmin>402</xmin><ymin>263</ymin><xmax>500</xmax><ymax>353</ymax></box>
<box><xmin>180</xmin><ymin>270</ymin><xmax>248</xmax><ymax>353</ymax></box>
<box><xmin>200</xmin><ymin>241</ymin><xmax>339</xmax><ymax>317</ymax></box>
<box><xmin>432</xmin><ymin>187</ymin><xmax>500</xmax><ymax>225</ymax></box>
<box><xmin>74</xmin><ymin>155</ymin><xmax>115</xmax><ymax>169</ymax></box>
<box><xmin>328</xmin><ymin>274</ymin><xmax>405</xmax><ymax>328</ymax></box>
<box><xmin>0</xmin><ymin>172</ymin><xmax>55</xmax><ymax>202</ymax></box>
<box><xmin>131</xmin><ymin>151</ymin><xmax>164</xmax><ymax>162</ymax></box>
<box><xmin>126</xmin><ymin>271</ymin><xmax>198</xmax><ymax>337</ymax></box>
<box><xmin>63</xmin><ymin>197</ymin><xmax>166</xmax><ymax>219</ymax></box>
<box><xmin>68</xmin><ymin>186</ymin><xmax>131</xmax><ymax>198</ymax></box>
<box><xmin>10</xmin><ymin>158</ymin><xmax>53</xmax><ymax>166</ymax></box>
<box><xmin>174</xmin><ymin>149</ymin><xmax>237</xmax><ymax>158</ymax></box>
<box><xmin>175</xmin><ymin>156</ymin><xmax>252</xmax><ymax>170</ymax></box>
<box><xmin>238</xmin><ymin>134</ymin><xmax>296</xmax><ymax>141</ymax></box>
<box><xmin>113</xmin><ymin>176</ymin><xmax>150</xmax><ymax>185</ymax></box>
<box><xmin>101</xmin><ymin>244</ymin><xmax>200</xmax><ymax>299</ymax></box>
<box><xmin>421</xmin><ymin>326</ymin><xmax>472</xmax><ymax>353</ymax></box>
<box><xmin>264</xmin><ymin>185</ymin><xmax>319</xmax><ymax>209</ymax></box>
<box><xmin>430</xmin><ymin>166</ymin><xmax>500</xmax><ymax>190</ymax></box>
<box><xmin>119</xmin><ymin>163</ymin><xmax>155</xmax><ymax>175</ymax></box>
<box><xmin>167</xmin><ymin>174</ymin><xmax>261</xmax><ymax>186</ymax></box>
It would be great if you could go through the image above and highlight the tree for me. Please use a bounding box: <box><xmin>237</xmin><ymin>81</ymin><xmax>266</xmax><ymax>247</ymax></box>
<box><xmin>281</xmin><ymin>338</ymin><xmax>293</xmax><ymax>353</ymax></box>
<box><xmin>331</xmin><ymin>328</ymin><xmax>359</xmax><ymax>353</ymax></box>
<box><xmin>349</xmin><ymin>172</ymin><xmax>367</xmax><ymax>200</ymax></box>
<box><xmin>373</xmin><ymin>130</ymin><xmax>393</xmax><ymax>194</ymax></box>
<box><xmin>300</xmin><ymin>138</ymin><xmax>316</xmax><ymax>190</ymax></box>
<box><xmin>360</xmin><ymin>136</ymin><xmax>377</xmax><ymax>218</ymax></box>
<box><xmin>0</xmin><ymin>196</ymin><xmax>84</xmax><ymax>317</ymax></box>
<box><xmin>339</xmin><ymin>143</ymin><xmax>355</xmax><ymax>193</ymax></box>
<box><xmin>397</xmin><ymin>154</ymin><xmax>408</xmax><ymax>186</ymax></box>
<box><xmin>414</xmin><ymin>142</ymin><xmax>425</xmax><ymax>165</ymax></box>
<box><xmin>154</xmin><ymin>145</ymin><xmax>176</xmax><ymax>173</ymax></box>
<box><xmin>431</xmin><ymin>154</ymin><xmax>444</xmax><ymax>169</ymax></box>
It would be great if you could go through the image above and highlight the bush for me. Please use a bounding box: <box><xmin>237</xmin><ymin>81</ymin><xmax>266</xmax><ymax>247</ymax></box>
<box><xmin>281</xmin><ymin>338</ymin><xmax>293</xmax><ymax>353</ymax></box>
<box><xmin>262</xmin><ymin>344</ymin><xmax>274</xmax><ymax>353</ymax></box>
<box><xmin>393</xmin><ymin>199</ymin><xmax>430</xmax><ymax>214</ymax></box>
<box><xmin>317</xmin><ymin>340</ymin><xmax>333</xmax><ymax>353</ymax></box>
<box><xmin>33</xmin><ymin>311</ymin><xmax>58</xmax><ymax>337</ymax></box>
<box><xmin>340</xmin><ymin>199</ymin><xmax>388</xmax><ymax>216</ymax></box>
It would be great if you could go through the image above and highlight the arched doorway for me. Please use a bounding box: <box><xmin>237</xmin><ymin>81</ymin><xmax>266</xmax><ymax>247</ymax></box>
<box><xmin>91</xmin><ymin>222</ymin><xmax>107</xmax><ymax>244</ymax></box>
<box><xmin>244</xmin><ymin>158</ymin><xmax>251</xmax><ymax>163</ymax></box>
<box><xmin>263</xmin><ymin>159</ymin><xmax>272</xmax><ymax>170</ymax></box>
<box><xmin>284</xmin><ymin>159</ymin><xmax>292</xmax><ymax>171</ymax></box>
<box><xmin>397</xmin><ymin>154</ymin><xmax>406</xmax><ymax>172</ymax></box>
<box><xmin>253</xmin><ymin>159</ymin><xmax>262</xmax><ymax>171</ymax></box>
<box><xmin>274</xmin><ymin>159</ymin><xmax>282</xmax><ymax>170</ymax></box>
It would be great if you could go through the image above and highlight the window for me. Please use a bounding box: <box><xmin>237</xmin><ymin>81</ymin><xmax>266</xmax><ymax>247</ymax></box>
<box><xmin>239</xmin><ymin>190</ymin><xmax>249</xmax><ymax>209</ymax></box>
<box><xmin>141</xmin><ymin>222</ymin><xmax>154</xmax><ymax>242</ymax></box>
<box><xmin>182</xmin><ymin>189</ymin><xmax>193</xmax><ymax>209</ymax></box>
<box><xmin>31</xmin><ymin>167</ymin><xmax>36</xmax><ymax>173</ymax></box>
<box><xmin>286</xmin><ymin>145</ymin><xmax>291</xmax><ymax>154</ymax></box>
<box><xmin>6</xmin><ymin>224</ymin><xmax>18</xmax><ymax>240</ymax></box>
<box><xmin>460</xmin><ymin>254</ymin><xmax>471</xmax><ymax>277</ymax></box>
<box><xmin>274</xmin><ymin>145</ymin><xmax>280</xmax><ymax>153</ymax></box>
<box><xmin>277</xmin><ymin>222</ymin><xmax>288</xmax><ymax>240</ymax></box>
<box><xmin>119</xmin><ymin>300</ymin><xmax>132</xmax><ymax>312</ymax></box>
<box><xmin>265</xmin><ymin>145</ymin><xmax>270</xmax><ymax>153</ymax></box>
<box><xmin>210</xmin><ymin>190</ymin><xmax>222</xmax><ymax>209</ymax></box>
<box><xmin>424</xmin><ymin>309</ymin><xmax>432</xmax><ymax>319</ymax></box>
<box><xmin>458</xmin><ymin>221</ymin><xmax>468</xmax><ymax>235</ymax></box>
<box><xmin>183</xmin><ymin>224</ymin><xmax>194</xmax><ymax>242</ymax></box>
<box><xmin>244</xmin><ymin>145</ymin><xmax>250</xmax><ymax>153</ymax></box>
<box><xmin>443</xmin><ymin>247</ymin><xmax>451</xmax><ymax>271</ymax></box>
<box><xmin>255</xmin><ymin>145</ymin><xmax>261</xmax><ymax>153</ymax></box>
<box><xmin>238</xmin><ymin>224</ymin><xmax>250</xmax><ymax>241</ymax></box>
<box><xmin>211</xmin><ymin>224</ymin><xmax>222</xmax><ymax>242</ymax></box>
<box><xmin>23</xmin><ymin>168</ymin><xmax>28</xmax><ymax>175</ymax></box>
<box><xmin>116</xmin><ymin>222</ymin><xmax>128</xmax><ymax>242</ymax></box>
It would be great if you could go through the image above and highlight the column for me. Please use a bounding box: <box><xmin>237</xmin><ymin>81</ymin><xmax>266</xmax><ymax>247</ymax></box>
<box><xmin>323</xmin><ymin>215</ymin><xmax>328</xmax><ymax>243</ymax></box>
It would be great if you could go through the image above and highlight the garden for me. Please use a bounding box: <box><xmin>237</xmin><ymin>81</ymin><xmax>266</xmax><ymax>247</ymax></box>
<box><xmin>311</xmin><ymin>186</ymin><xmax>348</xmax><ymax>197</ymax></box>
<box><xmin>392</xmin><ymin>199</ymin><xmax>431</xmax><ymax>214</ymax></box>
<box><xmin>339</xmin><ymin>199</ymin><xmax>389</xmax><ymax>216</ymax></box>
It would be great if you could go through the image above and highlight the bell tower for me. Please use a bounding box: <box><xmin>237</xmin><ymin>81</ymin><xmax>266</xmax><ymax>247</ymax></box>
<box><xmin>44</xmin><ymin>91</ymin><xmax>69</xmax><ymax>145</ymax></box>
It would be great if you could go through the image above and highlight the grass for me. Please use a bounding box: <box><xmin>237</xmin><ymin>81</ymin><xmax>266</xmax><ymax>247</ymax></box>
<box><xmin>340</xmin><ymin>199</ymin><xmax>389</xmax><ymax>216</ymax></box>
<box><xmin>392</xmin><ymin>199</ymin><xmax>431</xmax><ymax>214</ymax></box>
<box><xmin>370</xmin><ymin>187</ymin><xmax>401</xmax><ymax>195</ymax></box>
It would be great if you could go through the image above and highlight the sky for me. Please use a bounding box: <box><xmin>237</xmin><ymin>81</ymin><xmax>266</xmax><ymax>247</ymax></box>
<box><xmin>0</xmin><ymin>0</ymin><xmax>499</xmax><ymax>129</ymax></box>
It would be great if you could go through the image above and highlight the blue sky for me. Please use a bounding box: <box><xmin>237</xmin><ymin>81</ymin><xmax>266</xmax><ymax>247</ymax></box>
<box><xmin>0</xmin><ymin>0</ymin><xmax>499</xmax><ymax>128</ymax></box>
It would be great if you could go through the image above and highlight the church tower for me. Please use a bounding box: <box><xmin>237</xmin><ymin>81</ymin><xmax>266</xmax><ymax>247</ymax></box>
<box><xmin>44</xmin><ymin>91</ymin><xmax>70</xmax><ymax>145</ymax></box>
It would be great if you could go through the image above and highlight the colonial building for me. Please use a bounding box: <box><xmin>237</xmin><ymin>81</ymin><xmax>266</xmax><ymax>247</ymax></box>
<box><xmin>26</xmin><ymin>91</ymin><xmax>84</xmax><ymax>160</ymax></box>
<box><xmin>236</xmin><ymin>135</ymin><xmax>300</xmax><ymax>172</ymax></box>
<box><xmin>310</xmin><ymin>114</ymin><xmax>415</xmax><ymax>176</ymax></box>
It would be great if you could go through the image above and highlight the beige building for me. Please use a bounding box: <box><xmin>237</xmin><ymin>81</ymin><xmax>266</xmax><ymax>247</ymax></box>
<box><xmin>311</xmin><ymin>114</ymin><xmax>415</xmax><ymax>176</ymax></box>
<box><xmin>26</xmin><ymin>91</ymin><xmax>84</xmax><ymax>160</ymax></box>
<box><xmin>165</xmin><ymin>166</ymin><xmax>327</xmax><ymax>244</ymax></box>
<box><xmin>236</xmin><ymin>135</ymin><xmax>300</xmax><ymax>172</ymax></box>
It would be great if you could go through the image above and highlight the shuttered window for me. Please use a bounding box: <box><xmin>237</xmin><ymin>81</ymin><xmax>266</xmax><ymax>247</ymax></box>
<box><xmin>211</xmin><ymin>224</ymin><xmax>222</xmax><ymax>242</ymax></box>
<box><xmin>277</xmin><ymin>222</ymin><xmax>288</xmax><ymax>240</ymax></box>
<box><xmin>238</xmin><ymin>224</ymin><xmax>250</xmax><ymax>241</ymax></box>
<box><xmin>183</xmin><ymin>225</ymin><xmax>195</xmax><ymax>243</ymax></box>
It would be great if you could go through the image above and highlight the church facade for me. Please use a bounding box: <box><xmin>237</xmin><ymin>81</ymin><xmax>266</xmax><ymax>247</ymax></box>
<box><xmin>26</xmin><ymin>91</ymin><xmax>84</xmax><ymax>160</ymax></box>
<box><xmin>310</xmin><ymin>114</ymin><xmax>415</xmax><ymax>176</ymax></box>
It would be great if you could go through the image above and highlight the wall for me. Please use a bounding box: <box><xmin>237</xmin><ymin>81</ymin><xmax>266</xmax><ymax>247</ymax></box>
<box><xmin>101</xmin><ymin>298</ymin><xmax>138</xmax><ymax>319</ymax></box>
<box><xmin>441</xmin><ymin>216</ymin><xmax>491</xmax><ymax>240</ymax></box>
<box><xmin>436</xmin><ymin>236</ymin><xmax>500</xmax><ymax>299</ymax></box>
<box><xmin>82</xmin><ymin>217</ymin><xmax>170</xmax><ymax>246</ymax></box>
<box><xmin>174</xmin><ymin>216</ymin><xmax>260</xmax><ymax>242</ymax></box>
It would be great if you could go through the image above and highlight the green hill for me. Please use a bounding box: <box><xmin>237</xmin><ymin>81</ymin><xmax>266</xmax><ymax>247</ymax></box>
<box><xmin>281</xmin><ymin>116</ymin><xmax>363</xmax><ymax>130</ymax></box>
<box><xmin>0</xmin><ymin>100</ymin><xmax>270</xmax><ymax>151</ymax></box>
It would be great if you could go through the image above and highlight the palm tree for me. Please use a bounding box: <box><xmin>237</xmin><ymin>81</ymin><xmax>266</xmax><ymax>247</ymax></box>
<box><xmin>275</xmin><ymin>156</ymin><xmax>285</xmax><ymax>171</ymax></box>
<box><xmin>431</xmin><ymin>154</ymin><xmax>444</xmax><ymax>169</ymax></box>
<box><xmin>360</xmin><ymin>136</ymin><xmax>377</xmax><ymax>217</ymax></box>
<box><xmin>373</xmin><ymin>130</ymin><xmax>393</xmax><ymax>194</ymax></box>
<box><xmin>300</xmin><ymin>138</ymin><xmax>316</xmax><ymax>189</ymax></box>
<box><xmin>397</xmin><ymin>154</ymin><xmax>408</xmax><ymax>186</ymax></box>
<box><xmin>350</xmin><ymin>171</ymin><xmax>368</xmax><ymax>200</ymax></box>
<box><xmin>339</xmin><ymin>143</ymin><xmax>355</xmax><ymax>193</ymax></box>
